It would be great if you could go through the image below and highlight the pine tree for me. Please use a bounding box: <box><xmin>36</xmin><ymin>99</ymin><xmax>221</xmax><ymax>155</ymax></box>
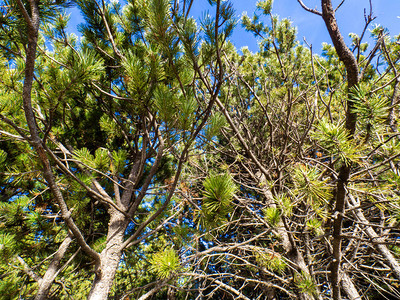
<box><xmin>1</xmin><ymin>0</ymin><xmax>400</xmax><ymax>299</ymax></box>
<box><xmin>0</xmin><ymin>0</ymin><xmax>234</xmax><ymax>298</ymax></box>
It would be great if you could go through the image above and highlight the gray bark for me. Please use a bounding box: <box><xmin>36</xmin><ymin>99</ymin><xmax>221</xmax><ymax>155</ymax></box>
<box><xmin>349</xmin><ymin>196</ymin><xmax>400</xmax><ymax>281</ymax></box>
<box><xmin>35</xmin><ymin>235</ymin><xmax>73</xmax><ymax>300</ymax></box>
<box><xmin>341</xmin><ymin>272</ymin><xmax>362</xmax><ymax>300</ymax></box>
<box><xmin>87</xmin><ymin>210</ymin><xmax>128</xmax><ymax>300</ymax></box>
<box><xmin>18</xmin><ymin>0</ymin><xmax>100</xmax><ymax>264</ymax></box>
<box><xmin>261</xmin><ymin>180</ymin><xmax>320</xmax><ymax>300</ymax></box>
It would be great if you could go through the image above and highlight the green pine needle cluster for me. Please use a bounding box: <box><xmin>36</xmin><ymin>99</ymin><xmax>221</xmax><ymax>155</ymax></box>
<box><xmin>197</xmin><ymin>173</ymin><xmax>237</xmax><ymax>229</ymax></box>
<box><xmin>0</xmin><ymin>232</ymin><xmax>16</xmax><ymax>260</ymax></box>
<box><xmin>149</xmin><ymin>248</ymin><xmax>181</xmax><ymax>279</ymax></box>
<box><xmin>312</xmin><ymin>119</ymin><xmax>360</xmax><ymax>165</ymax></box>
<box><xmin>295</xmin><ymin>271</ymin><xmax>318</xmax><ymax>297</ymax></box>
<box><xmin>291</xmin><ymin>164</ymin><xmax>331</xmax><ymax>211</ymax></box>
<box><xmin>350</xmin><ymin>85</ymin><xmax>388</xmax><ymax>134</ymax></box>
<box><xmin>72</xmin><ymin>147</ymin><xmax>127</xmax><ymax>175</ymax></box>
<box><xmin>306</xmin><ymin>218</ymin><xmax>324</xmax><ymax>236</ymax></box>
<box><xmin>263</xmin><ymin>206</ymin><xmax>281</xmax><ymax>228</ymax></box>
<box><xmin>1</xmin><ymin>0</ymin><xmax>400</xmax><ymax>298</ymax></box>
<box><xmin>254</xmin><ymin>248</ymin><xmax>287</xmax><ymax>274</ymax></box>
<box><xmin>274</xmin><ymin>193</ymin><xmax>293</xmax><ymax>217</ymax></box>
<box><xmin>205</xmin><ymin>113</ymin><xmax>226</xmax><ymax>140</ymax></box>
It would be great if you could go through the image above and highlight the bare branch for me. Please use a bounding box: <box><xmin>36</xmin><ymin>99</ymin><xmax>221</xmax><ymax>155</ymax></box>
<box><xmin>334</xmin><ymin>0</ymin><xmax>345</xmax><ymax>12</ymax></box>
<box><xmin>297</xmin><ymin>0</ymin><xmax>322</xmax><ymax>16</ymax></box>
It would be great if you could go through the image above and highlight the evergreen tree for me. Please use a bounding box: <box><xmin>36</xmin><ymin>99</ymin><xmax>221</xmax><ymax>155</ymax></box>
<box><xmin>0</xmin><ymin>0</ymin><xmax>234</xmax><ymax>298</ymax></box>
<box><xmin>1</xmin><ymin>0</ymin><xmax>400</xmax><ymax>299</ymax></box>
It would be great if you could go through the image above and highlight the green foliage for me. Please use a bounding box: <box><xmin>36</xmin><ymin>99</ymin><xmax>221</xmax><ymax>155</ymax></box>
<box><xmin>274</xmin><ymin>193</ymin><xmax>293</xmax><ymax>217</ymax></box>
<box><xmin>94</xmin><ymin>148</ymin><xmax>111</xmax><ymax>172</ymax></box>
<box><xmin>122</xmin><ymin>52</ymin><xmax>149</xmax><ymax>97</ymax></box>
<box><xmin>0</xmin><ymin>149</ymin><xmax>6</xmax><ymax>166</ymax></box>
<box><xmin>295</xmin><ymin>271</ymin><xmax>318</xmax><ymax>297</ymax></box>
<box><xmin>257</xmin><ymin>0</ymin><xmax>273</xmax><ymax>15</ymax></box>
<box><xmin>206</xmin><ymin>112</ymin><xmax>226</xmax><ymax>140</ymax></box>
<box><xmin>312</xmin><ymin>119</ymin><xmax>360</xmax><ymax>165</ymax></box>
<box><xmin>99</xmin><ymin>115</ymin><xmax>119</xmax><ymax>140</ymax></box>
<box><xmin>0</xmin><ymin>233</ymin><xmax>16</xmax><ymax>260</ymax></box>
<box><xmin>306</xmin><ymin>218</ymin><xmax>324</xmax><ymax>236</ymax></box>
<box><xmin>149</xmin><ymin>248</ymin><xmax>181</xmax><ymax>279</ymax></box>
<box><xmin>0</xmin><ymin>196</ymin><xmax>31</xmax><ymax>227</ymax></box>
<box><xmin>1</xmin><ymin>0</ymin><xmax>400</xmax><ymax>298</ymax></box>
<box><xmin>111</xmin><ymin>149</ymin><xmax>128</xmax><ymax>174</ymax></box>
<box><xmin>154</xmin><ymin>84</ymin><xmax>178</xmax><ymax>126</ymax></box>
<box><xmin>196</xmin><ymin>173</ymin><xmax>237</xmax><ymax>229</ymax></box>
<box><xmin>92</xmin><ymin>236</ymin><xmax>107</xmax><ymax>253</ymax></box>
<box><xmin>203</xmin><ymin>174</ymin><xmax>237</xmax><ymax>207</ymax></box>
<box><xmin>243</xmin><ymin>1</ymin><xmax>297</xmax><ymax>55</ymax></box>
<box><xmin>71</xmin><ymin>49</ymin><xmax>104</xmax><ymax>82</ymax></box>
<box><xmin>0</xmin><ymin>266</ymin><xmax>20</xmax><ymax>298</ymax></box>
<box><xmin>178</xmin><ymin>94</ymin><xmax>198</xmax><ymax>131</ymax></box>
<box><xmin>370</xmin><ymin>24</ymin><xmax>386</xmax><ymax>39</ymax></box>
<box><xmin>70</xmin><ymin>173</ymin><xmax>93</xmax><ymax>191</ymax></box>
<box><xmin>73</xmin><ymin>147</ymin><xmax>96</xmax><ymax>169</ymax></box>
<box><xmin>147</xmin><ymin>0</ymin><xmax>173</xmax><ymax>45</ymax></box>
<box><xmin>0</xmin><ymin>0</ymin><xmax>235</xmax><ymax>297</ymax></box>
<box><xmin>291</xmin><ymin>164</ymin><xmax>331</xmax><ymax>211</ymax></box>
<box><xmin>350</xmin><ymin>85</ymin><xmax>388</xmax><ymax>134</ymax></box>
<box><xmin>255</xmin><ymin>249</ymin><xmax>287</xmax><ymax>274</ymax></box>
<box><xmin>179</xmin><ymin>17</ymin><xmax>200</xmax><ymax>59</ymax></box>
<box><xmin>263</xmin><ymin>206</ymin><xmax>281</xmax><ymax>228</ymax></box>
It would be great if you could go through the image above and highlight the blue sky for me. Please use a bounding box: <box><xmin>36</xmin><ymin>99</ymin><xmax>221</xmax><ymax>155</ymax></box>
<box><xmin>67</xmin><ymin>0</ymin><xmax>400</xmax><ymax>53</ymax></box>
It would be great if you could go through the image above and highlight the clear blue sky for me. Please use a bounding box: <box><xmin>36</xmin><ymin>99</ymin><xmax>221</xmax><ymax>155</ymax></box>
<box><xmin>67</xmin><ymin>0</ymin><xmax>400</xmax><ymax>53</ymax></box>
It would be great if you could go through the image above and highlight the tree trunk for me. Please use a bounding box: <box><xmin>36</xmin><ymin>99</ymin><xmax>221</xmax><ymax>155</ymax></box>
<box><xmin>262</xmin><ymin>184</ymin><xmax>320</xmax><ymax>300</ymax></box>
<box><xmin>35</xmin><ymin>235</ymin><xmax>73</xmax><ymax>300</ymax></box>
<box><xmin>349</xmin><ymin>196</ymin><xmax>400</xmax><ymax>281</ymax></box>
<box><xmin>341</xmin><ymin>272</ymin><xmax>361</xmax><ymax>300</ymax></box>
<box><xmin>88</xmin><ymin>210</ymin><xmax>128</xmax><ymax>300</ymax></box>
<box><xmin>320</xmin><ymin>1</ymin><xmax>359</xmax><ymax>299</ymax></box>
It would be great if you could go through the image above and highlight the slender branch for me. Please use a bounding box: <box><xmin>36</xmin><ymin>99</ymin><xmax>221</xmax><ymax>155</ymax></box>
<box><xmin>334</xmin><ymin>0</ymin><xmax>345</xmax><ymax>12</ymax></box>
<box><xmin>91</xmin><ymin>82</ymin><xmax>134</xmax><ymax>101</ymax></box>
<box><xmin>96</xmin><ymin>0</ymin><xmax>123</xmax><ymax>59</ymax></box>
<box><xmin>0</xmin><ymin>113</ymin><xmax>31</xmax><ymax>141</ymax></box>
<box><xmin>124</xmin><ymin>206</ymin><xmax>184</xmax><ymax>249</ymax></box>
<box><xmin>18</xmin><ymin>0</ymin><xmax>100</xmax><ymax>264</ymax></box>
<box><xmin>297</xmin><ymin>0</ymin><xmax>322</xmax><ymax>16</ymax></box>
<box><xmin>35</xmin><ymin>235</ymin><xmax>73</xmax><ymax>300</ymax></box>
<box><xmin>16</xmin><ymin>256</ymin><xmax>42</xmax><ymax>283</ymax></box>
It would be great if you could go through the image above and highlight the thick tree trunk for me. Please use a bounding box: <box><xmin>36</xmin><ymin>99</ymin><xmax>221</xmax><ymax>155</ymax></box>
<box><xmin>88</xmin><ymin>249</ymin><xmax>122</xmax><ymax>300</ymax></box>
<box><xmin>35</xmin><ymin>235</ymin><xmax>73</xmax><ymax>300</ymax></box>
<box><xmin>88</xmin><ymin>210</ymin><xmax>127</xmax><ymax>300</ymax></box>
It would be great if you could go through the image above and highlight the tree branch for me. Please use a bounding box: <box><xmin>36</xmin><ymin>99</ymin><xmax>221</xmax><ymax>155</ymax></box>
<box><xmin>320</xmin><ymin>1</ymin><xmax>359</xmax><ymax>298</ymax></box>
<box><xmin>18</xmin><ymin>0</ymin><xmax>100</xmax><ymax>265</ymax></box>
<box><xmin>297</xmin><ymin>0</ymin><xmax>322</xmax><ymax>16</ymax></box>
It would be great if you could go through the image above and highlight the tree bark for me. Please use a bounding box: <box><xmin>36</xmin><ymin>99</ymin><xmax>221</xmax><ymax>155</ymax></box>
<box><xmin>35</xmin><ymin>235</ymin><xmax>73</xmax><ymax>300</ymax></box>
<box><xmin>261</xmin><ymin>180</ymin><xmax>320</xmax><ymax>300</ymax></box>
<box><xmin>87</xmin><ymin>210</ymin><xmax>128</xmax><ymax>300</ymax></box>
<box><xmin>320</xmin><ymin>1</ymin><xmax>359</xmax><ymax>299</ymax></box>
<box><xmin>349</xmin><ymin>196</ymin><xmax>400</xmax><ymax>281</ymax></box>
<box><xmin>340</xmin><ymin>272</ymin><xmax>361</xmax><ymax>300</ymax></box>
<box><xmin>18</xmin><ymin>0</ymin><xmax>100</xmax><ymax>264</ymax></box>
